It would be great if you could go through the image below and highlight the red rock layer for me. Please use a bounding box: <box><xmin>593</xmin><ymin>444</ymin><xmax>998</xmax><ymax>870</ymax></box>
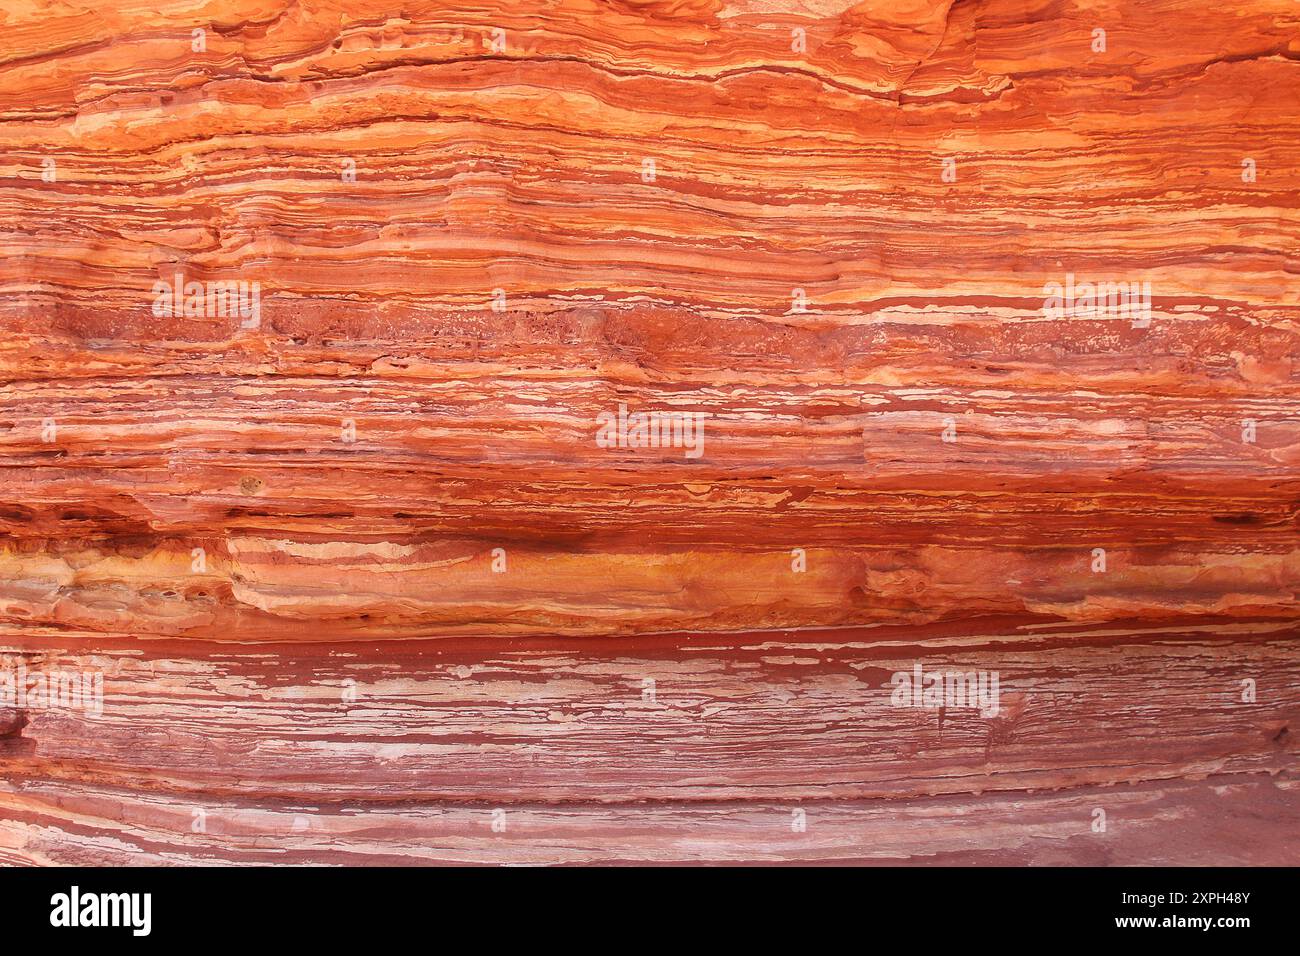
<box><xmin>0</xmin><ymin>0</ymin><xmax>1297</xmax><ymax>864</ymax></box>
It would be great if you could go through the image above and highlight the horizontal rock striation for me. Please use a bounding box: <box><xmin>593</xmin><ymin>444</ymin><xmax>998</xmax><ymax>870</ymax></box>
<box><xmin>0</xmin><ymin>0</ymin><xmax>1296</xmax><ymax>864</ymax></box>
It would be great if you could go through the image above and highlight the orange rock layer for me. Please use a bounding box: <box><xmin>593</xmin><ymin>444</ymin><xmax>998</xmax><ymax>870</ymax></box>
<box><xmin>0</xmin><ymin>0</ymin><xmax>1297</xmax><ymax>864</ymax></box>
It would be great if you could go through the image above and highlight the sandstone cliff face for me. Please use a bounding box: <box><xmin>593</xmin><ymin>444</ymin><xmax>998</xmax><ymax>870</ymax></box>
<box><xmin>0</xmin><ymin>0</ymin><xmax>1297</xmax><ymax>864</ymax></box>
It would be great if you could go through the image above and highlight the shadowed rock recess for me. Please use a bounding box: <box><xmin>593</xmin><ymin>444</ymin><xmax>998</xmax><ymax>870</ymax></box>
<box><xmin>0</xmin><ymin>0</ymin><xmax>1297</xmax><ymax>865</ymax></box>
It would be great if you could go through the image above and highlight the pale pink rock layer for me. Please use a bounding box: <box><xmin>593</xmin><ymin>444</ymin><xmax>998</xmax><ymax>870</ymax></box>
<box><xmin>0</xmin><ymin>0</ymin><xmax>1297</xmax><ymax>863</ymax></box>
